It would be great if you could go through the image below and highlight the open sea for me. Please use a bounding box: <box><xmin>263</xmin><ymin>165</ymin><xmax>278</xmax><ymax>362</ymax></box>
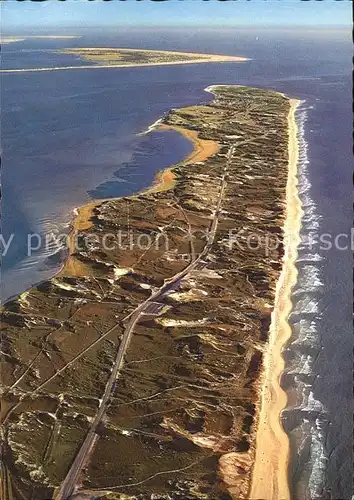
<box><xmin>1</xmin><ymin>27</ymin><xmax>352</xmax><ymax>499</ymax></box>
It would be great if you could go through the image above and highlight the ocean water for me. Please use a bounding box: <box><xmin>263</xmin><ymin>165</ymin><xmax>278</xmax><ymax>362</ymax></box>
<box><xmin>282</xmin><ymin>96</ymin><xmax>352</xmax><ymax>499</ymax></box>
<box><xmin>1</xmin><ymin>27</ymin><xmax>352</xmax><ymax>498</ymax></box>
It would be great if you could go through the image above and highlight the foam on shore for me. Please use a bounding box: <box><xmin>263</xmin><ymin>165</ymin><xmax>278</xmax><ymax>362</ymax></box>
<box><xmin>137</xmin><ymin>118</ymin><xmax>163</xmax><ymax>136</ymax></box>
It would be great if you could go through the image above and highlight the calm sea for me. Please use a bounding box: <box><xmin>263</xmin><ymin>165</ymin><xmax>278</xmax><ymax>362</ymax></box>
<box><xmin>1</xmin><ymin>27</ymin><xmax>352</xmax><ymax>499</ymax></box>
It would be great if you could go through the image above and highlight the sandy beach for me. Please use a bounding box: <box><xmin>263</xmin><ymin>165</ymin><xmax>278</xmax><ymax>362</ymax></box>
<box><xmin>60</xmin><ymin>200</ymin><xmax>100</xmax><ymax>278</ymax></box>
<box><xmin>249</xmin><ymin>98</ymin><xmax>302</xmax><ymax>499</ymax></box>
<box><xmin>1</xmin><ymin>51</ymin><xmax>248</xmax><ymax>74</ymax></box>
<box><xmin>144</xmin><ymin>123</ymin><xmax>220</xmax><ymax>194</ymax></box>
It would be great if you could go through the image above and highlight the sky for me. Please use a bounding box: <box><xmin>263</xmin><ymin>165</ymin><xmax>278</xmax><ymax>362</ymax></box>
<box><xmin>2</xmin><ymin>0</ymin><xmax>351</xmax><ymax>29</ymax></box>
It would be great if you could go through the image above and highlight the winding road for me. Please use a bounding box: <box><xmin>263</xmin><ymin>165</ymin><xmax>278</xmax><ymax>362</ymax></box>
<box><xmin>55</xmin><ymin>145</ymin><xmax>234</xmax><ymax>499</ymax></box>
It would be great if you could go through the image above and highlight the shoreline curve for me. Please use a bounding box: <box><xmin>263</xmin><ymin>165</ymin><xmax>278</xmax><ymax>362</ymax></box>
<box><xmin>60</xmin><ymin>120</ymin><xmax>220</xmax><ymax>278</ymax></box>
<box><xmin>1</xmin><ymin>54</ymin><xmax>248</xmax><ymax>74</ymax></box>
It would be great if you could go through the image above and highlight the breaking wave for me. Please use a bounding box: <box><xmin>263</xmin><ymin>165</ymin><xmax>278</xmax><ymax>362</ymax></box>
<box><xmin>282</xmin><ymin>102</ymin><xmax>329</xmax><ymax>500</ymax></box>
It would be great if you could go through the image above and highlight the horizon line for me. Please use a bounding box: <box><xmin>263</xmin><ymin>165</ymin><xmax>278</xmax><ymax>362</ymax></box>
<box><xmin>2</xmin><ymin>23</ymin><xmax>351</xmax><ymax>31</ymax></box>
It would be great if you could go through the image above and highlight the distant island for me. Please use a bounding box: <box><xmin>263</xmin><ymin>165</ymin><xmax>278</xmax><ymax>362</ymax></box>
<box><xmin>1</xmin><ymin>85</ymin><xmax>299</xmax><ymax>500</ymax></box>
<box><xmin>1</xmin><ymin>47</ymin><xmax>248</xmax><ymax>73</ymax></box>
<box><xmin>1</xmin><ymin>35</ymin><xmax>81</xmax><ymax>44</ymax></box>
<box><xmin>60</xmin><ymin>47</ymin><xmax>248</xmax><ymax>66</ymax></box>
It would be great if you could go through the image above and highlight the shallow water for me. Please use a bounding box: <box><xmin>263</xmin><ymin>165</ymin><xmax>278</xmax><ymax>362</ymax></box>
<box><xmin>1</xmin><ymin>27</ymin><xmax>352</xmax><ymax>498</ymax></box>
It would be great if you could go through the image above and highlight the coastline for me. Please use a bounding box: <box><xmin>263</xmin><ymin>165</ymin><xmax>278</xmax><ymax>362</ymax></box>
<box><xmin>59</xmin><ymin>200</ymin><xmax>100</xmax><ymax>278</ymax></box>
<box><xmin>1</xmin><ymin>35</ymin><xmax>81</xmax><ymax>44</ymax></box>
<box><xmin>143</xmin><ymin>124</ymin><xmax>220</xmax><ymax>194</ymax></box>
<box><xmin>249</xmin><ymin>98</ymin><xmax>302</xmax><ymax>499</ymax></box>
<box><xmin>60</xmin><ymin>121</ymin><xmax>219</xmax><ymax>277</ymax></box>
<box><xmin>1</xmin><ymin>55</ymin><xmax>248</xmax><ymax>74</ymax></box>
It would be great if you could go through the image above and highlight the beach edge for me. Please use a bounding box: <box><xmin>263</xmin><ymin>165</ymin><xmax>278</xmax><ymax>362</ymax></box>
<box><xmin>60</xmin><ymin>120</ymin><xmax>220</xmax><ymax>278</ymax></box>
<box><xmin>249</xmin><ymin>98</ymin><xmax>302</xmax><ymax>499</ymax></box>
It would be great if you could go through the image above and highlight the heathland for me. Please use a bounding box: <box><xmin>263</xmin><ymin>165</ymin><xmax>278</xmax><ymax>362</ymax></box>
<box><xmin>1</xmin><ymin>85</ymin><xmax>292</xmax><ymax>500</ymax></box>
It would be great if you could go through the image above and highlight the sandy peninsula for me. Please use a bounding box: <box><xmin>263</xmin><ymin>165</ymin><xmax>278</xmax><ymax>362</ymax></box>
<box><xmin>249</xmin><ymin>99</ymin><xmax>301</xmax><ymax>500</ymax></box>
<box><xmin>1</xmin><ymin>48</ymin><xmax>248</xmax><ymax>73</ymax></box>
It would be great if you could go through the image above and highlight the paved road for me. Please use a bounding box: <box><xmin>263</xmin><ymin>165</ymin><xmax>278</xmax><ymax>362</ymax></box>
<box><xmin>55</xmin><ymin>146</ymin><xmax>234</xmax><ymax>500</ymax></box>
<box><xmin>0</xmin><ymin>442</ymin><xmax>13</xmax><ymax>500</ymax></box>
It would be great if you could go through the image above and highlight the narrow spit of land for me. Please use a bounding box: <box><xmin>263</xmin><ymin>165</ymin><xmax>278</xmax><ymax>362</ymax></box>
<box><xmin>1</xmin><ymin>35</ymin><xmax>81</xmax><ymax>44</ymax></box>
<box><xmin>1</xmin><ymin>85</ymin><xmax>291</xmax><ymax>500</ymax></box>
<box><xmin>0</xmin><ymin>47</ymin><xmax>248</xmax><ymax>73</ymax></box>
